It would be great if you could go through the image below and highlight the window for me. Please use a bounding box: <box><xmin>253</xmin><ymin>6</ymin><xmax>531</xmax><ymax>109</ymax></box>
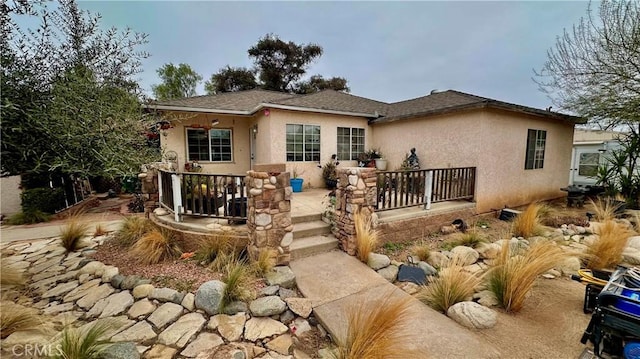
<box><xmin>578</xmin><ymin>152</ymin><xmax>600</xmax><ymax>177</ymax></box>
<box><xmin>186</xmin><ymin>128</ymin><xmax>233</xmax><ymax>162</ymax></box>
<box><xmin>525</xmin><ymin>129</ymin><xmax>546</xmax><ymax>169</ymax></box>
<box><xmin>337</xmin><ymin>127</ymin><xmax>365</xmax><ymax>160</ymax></box>
<box><xmin>286</xmin><ymin>124</ymin><xmax>320</xmax><ymax>162</ymax></box>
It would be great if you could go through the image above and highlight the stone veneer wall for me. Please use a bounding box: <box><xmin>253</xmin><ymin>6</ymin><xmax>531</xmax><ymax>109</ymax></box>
<box><xmin>246</xmin><ymin>170</ymin><xmax>293</xmax><ymax>266</ymax></box>
<box><xmin>333</xmin><ymin>167</ymin><xmax>378</xmax><ymax>255</ymax></box>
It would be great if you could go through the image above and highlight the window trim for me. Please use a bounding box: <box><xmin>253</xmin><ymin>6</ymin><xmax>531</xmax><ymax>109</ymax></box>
<box><xmin>337</xmin><ymin>127</ymin><xmax>365</xmax><ymax>161</ymax></box>
<box><xmin>185</xmin><ymin>127</ymin><xmax>234</xmax><ymax>163</ymax></box>
<box><xmin>285</xmin><ymin>124</ymin><xmax>321</xmax><ymax>162</ymax></box>
<box><xmin>525</xmin><ymin>129</ymin><xmax>546</xmax><ymax>170</ymax></box>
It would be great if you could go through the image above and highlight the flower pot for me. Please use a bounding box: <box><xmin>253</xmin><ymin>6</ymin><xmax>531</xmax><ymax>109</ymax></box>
<box><xmin>325</xmin><ymin>178</ymin><xmax>338</xmax><ymax>189</ymax></box>
<box><xmin>290</xmin><ymin>178</ymin><xmax>304</xmax><ymax>193</ymax></box>
<box><xmin>375</xmin><ymin>159</ymin><xmax>388</xmax><ymax>171</ymax></box>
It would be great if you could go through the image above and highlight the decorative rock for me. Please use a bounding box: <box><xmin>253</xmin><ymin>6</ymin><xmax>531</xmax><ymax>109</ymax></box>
<box><xmin>154</xmin><ymin>208</ymin><xmax>169</xmax><ymax>216</ymax></box>
<box><xmin>223</xmin><ymin>301</ymin><xmax>249</xmax><ymax>315</ymax></box>
<box><xmin>255</xmin><ymin>213</ymin><xmax>272</xmax><ymax>226</ymax></box>
<box><xmin>475</xmin><ymin>243</ymin><xmax>501</xmax><ymax>259</ymax></box>
<box><xmin>195</xmin><ymin>280</ymin><xmax>226</xmax><ymax>315</ymax></box>
<box><xmin>285</xmin><ymin>298</ymin><xmax>312</xmax><ymax>318</ymax></box>
<box><xmin>181</xmin><ymin>293</ymin><xmax>195</xmax><ymax>311</ymax></box>
<box><xmin>181</xmin><ymin>332</ymin><xmax>224</xmax><ymax>358</ymax></box>
<box><xmin>79</xmin><ymin>261</ymin><xmax>106</xmax><ymax>276</ymax></box>
<box><xmin>367</xmin><ymin>253</ymin><xmax>390</xmax><ymax>270</ymax></box>
<box><xmin>557</xmin><ymin>256</ymin><xmax>581</xmax><ymax>276</ymax></box>
<box><xmin>147</xmin><ymin>302</ymin><xmax>184</xmax><ymax>329</ymax></box>
<box><xmin>121</xmin><ymin>275</ymin><xmax>142</xmax><ymax>290</ymax></box>
<box><xmin>447</xmin><ymin>301</ymin><xmax>497</xmax><ymax>329</ymax></box>
<box><xmin>171</xmin><ymin>292</ymin><xmax>186</xmax><ymax>305</ymax></box>
<box><xmin>623</xmin><ymin>248</ymin><xmax>640</xmax><ymax>265</ymax></box>
<box><xmin>450</xmin><ymin>246</ymin><xmax>480</xmax><ymax>266</ymax></box>
<box><xmin>144</xmin><ymin>345</ymin><xmax>177</xmax><ymax>359</ymax></box>
<box><xmin>42</xmin><ymin>280</ymin><xmax>79</xmax><ymax>298</ymax></box>
<box><xmin>99</xmin><ymin>291</ymin><xmax>134</xmax><ymax>318</ymax></box>
<box><xmin>627</xmin><ymin>236</ymin><xmax>640</xmax><ymax>251</ymax></box>
<box><xmin>102</xmin><ymin>266</ymin><xmax>119</xmax><ymax>283</ymax></box>
<box><xmin>280</xmin><ymin>310</ymin><xmax>295</xmax><ymax>324</ymax></box>
<box><xmin>291</xmin><ymin>318</ymin><xmax>312</xmax><ymax>336</ymax></box>
<box><xmin>348</xmin><ymin>175</ymin><xmax>358</xmax><ymax>186</ymax></box>
<box><xmin>250</xmin><ymin>296</ymin><xmax>287</xmax><ymax>317</ymax></box>
<box><xmin>377</xmin><ymin>264</ymin><xmax>399</xmax><ymax>282</ymax></box>
<box><xmin>266</xmin><ymin>334</ymin><xmax>293</xmax><ymax>355</ymax></box>
<box><xmin>128</xmin><ymin>298</ymin><xmax>156</xmax><ymax>319</ymax></box>
<box><xmin>473</xmin><ymin>290</ymin><xmax>499</xmax><ymax>307</ymax></box>
<box><xmin>98</xmin><ymin>342</ymin><xmax>140</xmax><ymax>359</ymax></box>
<box><xmin>280</xmin><ymin>233</ymin><xmax>293</xmax><ymax>247</ymax></box>
<box><xmin>570</xmin><ymin>235</ymin><xmax>582</xmax><ymax>242</ymax></box>
<box><xmin>244</xmin><ymin>317</ymin><xmax>288</xmax><ymax>342</ymax></box>
<box><xmin>63</xmin><ymin>278</ymin><xmax>101</xmax><ymax>302</ymax></box>
<box><xmin>418</xmin><ymin>261</ymin><xmax>437</xmax><ymax>276</ymax></box>
<box><xmin>278</xmin><ymin>288</ymin><xmax>296</xmax><ymax>301</ymax></box>
<box><xmin>111</xmin><ymin>321</ymin><xmax>157</xmax><ymax>342</ymax></box>
<box><xmin>110</xmin><ymin>274</ymin><xmax>125</xmax><ymax>289</ymax></box>
<box><xmin>157</xmin><ymin>312</ymin><xmax>206</xmax><ymax>348</ymax></box>
<box><xmin>396</xmin><ymin>281</ymin><xmax>420</xmax><ymax>295</ymax></box>
<box><xmin>426</xmin><ymin>251</ymin><xmax>449</xmax><ymax>268</ymax></box>
<box><xmin>77</xmin><ymin>284</ymin><xmax>115</xmax><ymax>310</ymax></box>
<box><xmin>260</xmin><ymin>285</ymin><xmax>280</xmax><ymax>296</ymax></box>
<box><xmin>208</xmin><ymin>312</ymin><xmax>246</xmax><ymax>342</ymax></box>
<box><xmin>150</xmin><ymin>287</ymin><xmax>179</xmax><ymax>303</ymax></box>
<box><xmin>132</xmin><ymin>284</ymin><xmax>155</xmax><ymax>299</ymax></box>
<box><xmin>42</xmin><ymin>302</ymin><xmax>74</xmax><ymax>316</ymax></box>
<box><xmin>265</xmin><ymin>267</ymin><xmax>296</xmax><ymax>289</ymax></box>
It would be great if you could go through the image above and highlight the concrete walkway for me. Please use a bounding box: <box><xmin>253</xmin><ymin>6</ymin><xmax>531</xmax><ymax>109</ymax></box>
<box><xmin>291</xmin><ymin>251</ymin><xmax>501</xmax><ymax>358</ymax></box>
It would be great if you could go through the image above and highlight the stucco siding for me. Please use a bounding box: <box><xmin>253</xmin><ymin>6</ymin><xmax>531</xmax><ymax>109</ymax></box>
<box><xmin>1</xmin><ymin>175</ymin><xmax>22</xmax><ymax>216</ymax></box>
<box><xmin>268</xmin><ymin>109</ymin><xmax>371</xmax><ymax>188</ymax></box>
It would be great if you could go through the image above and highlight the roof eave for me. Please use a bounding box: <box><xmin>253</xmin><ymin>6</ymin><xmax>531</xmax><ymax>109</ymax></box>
<box><xmin>261</xmin><ymin>103</ymin><xmax>379</xmax><ymax>118</ymax></box>
<box><xmin>144</xmin><ymin>104</ymin><xmax>252</xmax><ymax>115</ymax></box>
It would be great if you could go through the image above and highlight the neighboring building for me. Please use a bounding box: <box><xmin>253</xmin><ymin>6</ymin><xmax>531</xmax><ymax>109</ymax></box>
<box><xmin>147</xmin><ymin>89</ymin><xmax>584</xmax><ymax>213</ymax></box>
<box><xmin>570</xmin><ymin>128</ymin><xmax>624</xmax><ymax>186</ymax></box>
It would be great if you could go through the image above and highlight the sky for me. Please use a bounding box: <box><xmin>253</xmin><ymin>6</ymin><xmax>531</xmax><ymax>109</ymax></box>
<box><xmin>75</xmin><ymin>1</ymin><xmax>590</xmax><ymax>110</ymax></box>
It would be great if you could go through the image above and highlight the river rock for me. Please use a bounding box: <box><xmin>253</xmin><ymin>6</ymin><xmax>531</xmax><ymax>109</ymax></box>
<box><xmin>285</xmin><ymin>298</ymin><xmax>313</xmax><ymax>318</ymax></box>
<box><xmin>265</xmin><ymin>266</ymin><xmax>296</xmax><ymax>288</ymax></box>
<box><xmin>195</xmin><ymin>280</ymin><xmax>226</xmax><ymax>315</ymax></box>
<box><xmin>250</xmin><ymin>296</ymin><xmax>287</xmax><ymax>317</ymax></box>
<box><xmin>367</xmin><ymin>253</ymin><xmax>390</xmax><ymax>270</ymax></box>
<box><xmin>450</xmin><ymin>246</ymin><xmax>480</xmax><ymax>266</ymax></box>
<box><xmin>243</xmin><ymin>317</ymin><xmax>288</xmax><ymax>342</ymax></box>
<box><xmin>447</xmin><ymin>301</ymin><xmax>497</xmax><ymax>329</ymax></box>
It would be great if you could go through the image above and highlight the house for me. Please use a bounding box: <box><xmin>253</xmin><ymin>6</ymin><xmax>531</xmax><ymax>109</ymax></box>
<box><xmin>146</xmin><ymin>89</ymin><xmax>585</xmax><ymax>213</ymax></box>
<box><xmin>570</xmin><ymin>128</ymin><xmax>624</xmax><ymax>186</ymax></box>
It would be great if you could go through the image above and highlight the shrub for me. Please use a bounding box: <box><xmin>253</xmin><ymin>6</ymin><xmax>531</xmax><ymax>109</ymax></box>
<box><xmin>412</xmin><ymin>242</ymin><xmax>431</xmax><ymax>262</ymax></box>
<box><xmin>512</xmin><ymin>203</ymin><xmax>545</xmax><ymax>238</ymax></box>
<box><xmin>219</xmin><ymin>258</ymin><xmax>256</xmax><ymax>311</ymax></box>
<box><xmin>0</xmin><ymin>302</ymin><xmax>43</xmax><ymax>338</ymax></box>
<box><xmin>115</xmin><ymin>216</ymin><xmax>151</xmax><ymax>247</ymax></box>
<box><xmin>584</xmin><ymin>220</ymin><xmax>634</xmax><ymax>270</ymax></box>
<box><xmin>52</xmin><ymin>320</ymin><xmax>113</xmax><ymax>359</ymax></box>
<box><xmin>1</xmin><ymin>258</ymin><xmax>25</xmax><ymax>286</ymax></box>
<box><xmin>417</xmin><ymin>256</ymin><xmax>481</xmax><ymax>313</ymax></box>
<box><xmin>5</xmin><ymin>210</ymin><xmax>50</xmax><ymax>225</ymax></box>
<box><xmin>353</xmin><ymin>211</ymin><xmax>379</xmax><ymax>263</ymax></box>
<box><xmin>21</xmin><ymin>187</ymin><xmax>65</xmax><ymax>214</ymax></box>
<box><xmin>194</xmin><ymin>234</ymin><xmax>234</xmax><ymax>265</ymax></box>
<box><xmin>333</xmin><ymin>293</ymin><xmax>419</xmax><ymax>359</ymax></box>
<box><xmin>60</xmin><ymin>217</ymin><xmax>90</xmax><ymax>252</ymax></box>
<box><xmin>130</xmin><ymin>226</ymin><xmax>181</xmax><ymax>265</ymax></box>
<box><xmin>486</xmin><ymin>240</ymin><xmax>566</xmax><ymax>312</ymax></box>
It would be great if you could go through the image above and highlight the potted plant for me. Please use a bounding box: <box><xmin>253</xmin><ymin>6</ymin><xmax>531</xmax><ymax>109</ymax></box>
<box><xmin>290</xmin><ymin>167</ymin><xmax>304</xmax><ymax>193</ymax></box>
<box><xmin>322</xmin><ymin>155</ymin><xmax>340</xmax><ymax>189</ymax></box>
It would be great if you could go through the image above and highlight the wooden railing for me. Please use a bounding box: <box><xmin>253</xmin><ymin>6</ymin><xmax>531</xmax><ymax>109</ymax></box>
<box><xmin>158</xmin><ymin>170</ymin><xmax>247</xmax><ymax>223</ymax></box>
<box><xmin>375</xmin><ymin>167</ymin><xmax>476</xmax><ymax>212</ymax></box>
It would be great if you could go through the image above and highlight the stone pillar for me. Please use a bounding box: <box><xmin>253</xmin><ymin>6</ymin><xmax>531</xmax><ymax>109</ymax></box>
<box><xmin>334</xmin><ymin>167</ymin><xmax>378</xmax><ymax>255</ymax></box>
<box><xmin>246</xmin><ymin>170</ymin><xmax>293</xmax><ymax>266</ymax></box>
<box><xmin>139</xmin><ymin>165</ymin><xmax>160</xmax><ymax>218</ymax></box>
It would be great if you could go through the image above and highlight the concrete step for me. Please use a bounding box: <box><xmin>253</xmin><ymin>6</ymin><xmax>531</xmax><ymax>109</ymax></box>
<box><xmin>292</xmin><ymin>213</ymin><xmax>322</xmax><ymax>224</ymax></box>
<box><xmin>290</xmin><ymin>235</ymin><xmax>339</xmax><ymax>260</ymax></box>
<box><xmin>293</xmin><ymin>220</ymin><xmax>330</xmax><ymax>239</ymax></box>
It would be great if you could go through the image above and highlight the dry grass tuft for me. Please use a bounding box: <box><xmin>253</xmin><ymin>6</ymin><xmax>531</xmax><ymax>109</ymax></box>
<box><xmin>417</xmin><ymin>255</ymin><xmax>481</xmax><ymax>313</ymax></box>
<box><xmin>60</xmin><ymin>216</ymin><xmax>90</xmax><ymax>252</ymax></box>
<box><xmin>93</xmin><ymin>223</ymin><xmax>108</xmax><ymax>237</ymax></box>
<box><xmin>0</xmin><ymin>258</ymin><xmax>25</xmax><ymax>286</ymax></box>
<box><xmin>589</xmin><ymin>198</ymin><xmax>622</xmax><ymax>222</ymax></box>
<box><xmin>512</xmin><ymin>203</ymin><xmax>545</xmax><ymax>238</ymax></box>
<box><xmin>0</xmin><ymin>302</ymin><xmax>44</xmax><ymax>338</ymax></box>
<box><xmin>52</xmin><ymin>320</ymin><xmax>113</xmax><ymax>359</ymax></box>
<box><xmin>412</xmin><ymin>242</ymin><xmax>431</xmax><ymax>262</ymax></box>
<box><xmin>130</xmin><ymin>226</ymin><xmax>181</xmax><ymax>265</ymax></box>
<box><xmin>486</xmin><ymin>239</ymin><xmax>567</xmax><ymax>312</ymax></box>
<box><xmin>194</xmin><ymin>234</ymin><xmax>235</xmax><ymax>265</ymax></box>
<box><xmin>584</xmin><ymin>220</ymin><xmax>634</xmax><ymax>270</ymax></box>
<box><xmin>116</xmin><ymin>216</ymin><xmax>151</xmax><ymax>247</ymax></box>
<box><xmin>219</xmin><ymin>258</ymin><xmax>256</xmax><ymax>311</ymax></box>
<box><xmin>354</xmin><ymin>210</ymin><xmax>379</xmax><ymax>263</ymax></box>
<box><xmin>253</xmin><ymin>249</ymin><xmax>276</xmax><ymax>276</ymax></box>
<box><xmin>456</xmin><ymin>228</ymin><xmax>486</xmax><ymax>248</ymax></box>
<box><xmin>333</xmin><ymin>293</ymin><xmax>421</xmax><ymax>359</ymax></box>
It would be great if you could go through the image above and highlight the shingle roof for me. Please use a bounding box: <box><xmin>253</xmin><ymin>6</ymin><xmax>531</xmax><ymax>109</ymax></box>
<box><xmin>150</xmin><ymin>89</ymin><xmax>298</xmax><ymax>112</ymax></box>
<box><xmin>148</xmin><ymin>89</ymin><xmax>584</xmax><ymax>124</ymax></box>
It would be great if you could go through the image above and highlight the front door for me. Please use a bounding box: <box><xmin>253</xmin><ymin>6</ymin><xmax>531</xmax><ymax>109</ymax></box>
<box><xmin>572</xmin><ymin>148</ymin><xmax>602</xmax><ymax>185</ymax></box>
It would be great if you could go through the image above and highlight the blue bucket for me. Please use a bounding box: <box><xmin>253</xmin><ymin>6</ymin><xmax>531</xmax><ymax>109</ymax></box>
<box><xmin>625</xmin><ymin>342</ymin><xmax>640</xmax><ymax>359</ymax></box>
<box><xmin>290</xmin><ymin>178</ymin><xmax>304</xmax><ymax>193</ymax></box>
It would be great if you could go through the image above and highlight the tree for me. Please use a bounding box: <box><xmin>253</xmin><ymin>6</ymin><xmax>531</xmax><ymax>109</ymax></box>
<box><xmin>248</xmin><ymin>34</ymin><xmax>323</xmax><ymax>92</ymax></box>
<box><xmin>1</xmin><ymin>0</ymin><xmax>157</xmax><ymax>178</ymax></box>
<box><xmin>293</xmin><ymin>75</ymin><xmax>350</xmax><ymax>94</ymax></box>
<box><xmin>535</xmin><ymin>1</ymin><xmax>640</xmax><ymax>130</ymax></box>
<box><xmin>204</xmin><ymin>66</ymin><xmax>257</xmax><ymax>94</ymax></box>
<box><xmin>536</xmin><ymin>1</ymin><xmax>640</xmax><ymax>207</ymax></box>
<box><xmin>152</xmin><ymin>63</ymin><xmax>202</xmax><ymax>100</ymax></box>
